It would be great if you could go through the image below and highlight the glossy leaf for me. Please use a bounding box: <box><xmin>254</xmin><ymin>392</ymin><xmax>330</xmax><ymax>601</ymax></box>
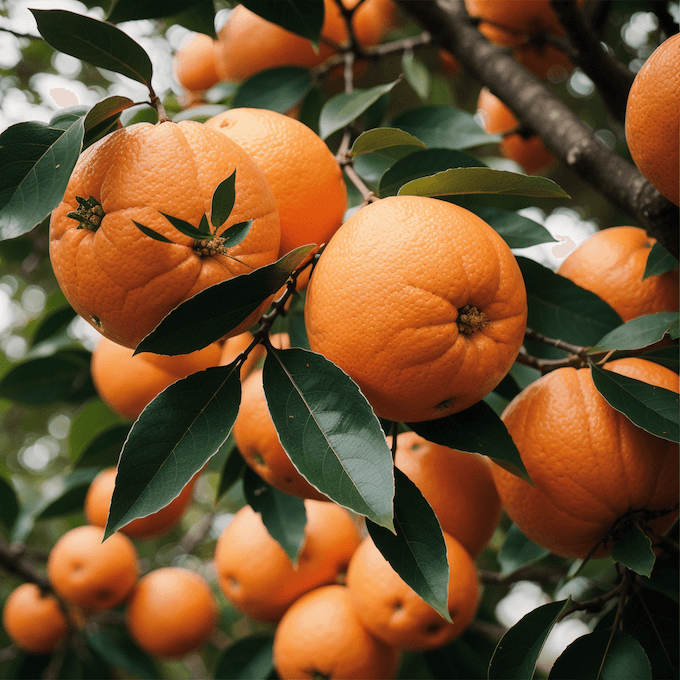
<box><xmin>214</xmin><ymin>635</ymin><xmax>274</xmax><ymax>680</ymax></box>
<box><xmin>498</xmin><ymin>523</ymin><xmax>550</xmax><ymax>576</ymax></box>
<box><xmin>105</xmin><ymin>363</ymin><xmax>241</xmax><ymax>538</ymax></box>
<box><xmin>319</xmin><ymin>80</ymin><xmax>400</xmax><ymax>139</ymax></box>
<box><xmin>233</xmin><ymin>67</ymin><xmax>313</xmax><ymax>113</ymax></box>
<box><xmin>85</xmin><ymin>628</ymin><xmax>161</xmax><ymax>679</ymax></box>
<box><xmin>0</xmin><ymin>475</ymin><xmax>19</xmax><ymax>534</ymax></box>
<box><xmin>474</xmin><ymin>207</ymin><xmax>557</xmax><ymax>249</ymax></box>
<box><xmin>31</xmin><ymin>9</ymin><xmax>153</xmax><ymax>86</ymax></box>
<box><xmin>640</xmin><ymin>344</ymin><xmax>680</xmax><ymax>372</ymax></box>
<box><xmin>133</xmin><ymin>220</ymin><xmax>175</xmax><ymax>243</ymax></box>
<box><xmin>220</xmin><ymin>220</ymin><xmax>254</xmax><ymax>248</ymax></box>
<box><xmin>367</xmin><ymin>469</ymin><xmax>451</xmax><ymax>620</ymax></box>
<box><xmin>350</xmin><ymin>127</ymin><xmax>426</xmax><ymax>156</ymax></box>
<box><xmin>488</xmin><ymin>599</ymin><xmax>571</xmax><ymax>680</ymax></box>
<box><xmin>643</xmin><ymin>241</ymin><xmax>678</xmax><ymax>279</ymax></box>
<box><xmin>408</xmin><ymin>401</ymin><xmax>529</xmax><ymax>482</ymax></box>
<box><xmin>29</xmin><ymin>305</ymin><xmax>77</xmax><ymax>347</ymax></box>
<box><xmin>136</xmin><ymin>246</ymin><xmax>316</xmax><ymax>355</ymax></box>
<box><xmin>74</xmin><ymin>424</ymin><xmax>130</xmax><ymax>469</ymax></box>
<box><xmin>243</xmin><ymin>468</ymin><xmax>307</xmax><ymax>564</ymax></box>
<box><xmin>159</xmin><ymin>211</ymin><xmax>212</xmax><ymax>239</ymax></box>
<box><xmin>611</xmin><ymin>524</ymin><xmax>655</xmax><ymax>577</ymax></box>
<box><xmin>36</xmin><ymin>468</ymin><xmax>100</xmax><ymax>519</ymax></box>
<box><xmin>241</xmin><ymin>0</ymin><xmax>325</xmax><ymax>43</ymax></box>
<box><xmin>591</xmin><ymin>363</ymin><xmax>679</xmax><ymax>442</ymax></box>
<box><xmin>216</xmin><ymin>442</ymin><xmax>246</xmax><ymax>501</ymax></box>
<box><xmin>589</xmin><ymin>312</ymin><xmax>678</xmax><ymax>353</ymax></box>
<box><xmin>211</xmin><ymin>170</ymin><xmax>236</xmax><ymax>229</ymax></box>
<box><xmin>164</xmin><ymin>0</ymin><xmax>217</xmax><ymax>37</ymax></box>
<box><xmin>263</xmin><ymin>347</ymin><xmax>395</xmax><ymax>529</ymax></box>
<box><xmin>518</xmin><ymin>257</ymin><xmax>623</xmax><ymax>346</ymax></box>
<box><xmin>402</xmin><ymin>51</ymin><xmax>430</xmax><ymax>100</ymax></box>
<box><xmin>83</xmin><ymin>95</ymin><xmax>134</xmax><ymax>147</ymax></box>
<box><xmin>549</xmin><ymin>630</ymin><xmax>651</xmax><ymax>680</ymax></box>
<box><xmin>107</xmin><ymin>0</ymin><xmax>208</xmax><ymax>24</ymax></box>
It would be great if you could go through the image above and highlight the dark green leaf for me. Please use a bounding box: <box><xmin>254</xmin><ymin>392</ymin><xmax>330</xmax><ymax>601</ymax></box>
<box><xmin>86</xmin><ymin>627</ymin><xmax>161</xmax><ymax>679</ymax></box>
<box><xmin>160</xmin><ymin>211</ymin><xmax>213</xmax><ymax>238</ymax></box>
<box><xmin>29</xmin><ymin>305</ymin><xmax>77</xmax><ymax>347</ymax></box>
<box><xmin>590</xmin><ymin>363</ymin><xmax>679</xmax><ymax>442</ymax></box>
<box><xmin>241</xmin><ymin>0</ymin><xmax>325</xmax><ymax>43</ymax></box>
<box><xmin>164</xmin><ymin>0</ymin><xmax>217</xmax><ymax>37</ymax></box>
<box><xmin>549</xmin><ymin>630</ymin><xmax>652</xmax><ymax>680</ymax></box>
<box><xmin>350</xmin><ymin>127</ymin><xmax>426</xmax><ymax>156</ymax></box>
<box><xmin>243</xmin><ymin>468</ymin><xmax>307</xmax><ymax>564</ymax></box>
<box><xmin>611</xmin><ymin>524</ymin><xmax>655</xmax><ymax>577</ymax></box>
<box><xmin>319</xmin><ymin>80</ymin><xmax>400</xmax><ymax>140</ymax></box>
<box><xmin>589</xmin><ymin>313</ymin><xmax>679</xmax><ymax>353</ymax></box>
<box><xmin>0</xmin><ymin>475</ymin><xmax>19</xmax><ymax>534</ymax></box>
<box><xmin>488</xmin><ymin>599</ymin><xmax>571</xmax><ymax>680</ymax></box>
<box><xmin>216</xmin><ymin>443</ymin><xmax>246</xmax><ymax>501</ymax></box>
<box><xmin>639</xmin><ymin>344</ymin><xmax>680</xmax><ymax>372</ymax></box>
<box><xmin>214</xmin><ymin>634</ymin><xmax>274</xmax><ymax>680</ymax></box>
<box><xmin>474</xmin><ymin>207</ymin><xmax>557</xmax><ymax>249</ymax></box>
<box><xmin>36</xmin><ymin>468</ymin><xmax>100</xmax><ymax>519</ymax></box>
<box><xmin>408</xmin><ymin>401</ymin><xmax>529</xmax><ymax>483</ymax></box>
<box><xmin>367</xmin><ymin>468</ymin><xmax>451</xmax><ymax>620</ymax></box>
<box><xmin>83</xmin><ymin>95</ymin><xmax>134</xmax><ymax>147</ymax></box>
<box><xmin>643</xmin><ymin>241</ymin><xmax>678</xmax><ymax>279</ymax></box>
<box><xmin>105</xmin><ymin>363</ymin><xmax>241</xmax><ymax>538</ymax></box>
<box><xmin>211</xmin><ymin>170</ymin><xmax>236</xmax><ymax>229</ymax></box>
<box><xmin>233</xmin><ymin>67</ymin><xmax>313</xmax><ymax>113</ymax></box>
<box><xmin>498</xmin><ymin>523</ymin><xmax>550</xmax><ymax>576</ymax></box>
<box><xmin>263</xmin><ymin>347</ymin><xmax>395</xmax><ymax>530</ymax></box>
<box><xmin>31</xmin><ymin>9</ymin><xmax>153</xmax><ymax>86</ymax></box>
<box><xmin>518</xmin><ymin>257</ymin><xmax>624</xmax><ymax>346</ymax></box>
<box><xmin>136</xmin><ymin>246</ymin><xmax>315</xmax><ymax>355</ymax></box>
<box><xmin>0</xmin><ymin>114</ymin><xmax>85</xmax><ymax>241</ymax></box>
<box><xmin>220</xmin><ymin>220</ymin><xmax>253</xmax><ymax>248</ymax></box>
<box><xmin>74</xmin><ymin>423</ymin><xmax>130</xmax><ymax>469</ymax></box>
<box><xmin>107</xmin><ymin>0</ymin><xmax>208</xmax><ymax>24</ymax></box>
<box><xmin>402</xmin><ymin>51</ymin><xmax>430</xmax><ymax>101</ymax></box>
<box><xmin>132</xmin><ymin>220</ymin><xmax>175</xmax><ymax>243</ymax></box>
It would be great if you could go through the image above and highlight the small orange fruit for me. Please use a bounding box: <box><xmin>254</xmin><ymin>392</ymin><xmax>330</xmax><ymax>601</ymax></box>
<box><xmin>273</xmin><ymin>584</ymin><xmax>401</xmax><ymax>680</ymax></box>
<box><xmin>49</xmin><ymin>120</ymin><xmax>280</xmax><ymax>349</ymax></box>
<box><xmin>392</xmin><ymin>431</ymin><xmax>502</xmax><ymax>558</ymax></box>
<box><xmin>47</xmin><ymin>525</ymin><xmax>139</xmax><ymax>611</ymax></box>
<box><xmin>173</xmin><ymin>32</ymin><xmax>220</xmax><ymax>92</ymax></box>
<box><xmin>305</xmin><ymin>195</ymin><xmax>527</xmax><ymax>422</ymax></box>
<box><xmin>2</xmin><ymin>583</ymin><xmax>68</xmax><ymax>654</ymax></box>
<box><xmin>126</xmin><ymin>567</ymin><xmax>218</xmax><ymax>658</ymax></box>
<box><xmin>346</xmin><ymin>533</ymin><xmax>480</xmax><ymax>650</ymax></box>
<box><xmin>557</xmin><ymin>226</ymin><xmax>679</xmax><ymax>322</ymax></box>
<box><xmin>491</xmin><ymin>358</ymin><xmax>679</xmax><ymax>560</ymax></box>
<box><xmin>214</xmin><ymin>500</ymin><xmax>361</xmax><ymax>623</ymax></box>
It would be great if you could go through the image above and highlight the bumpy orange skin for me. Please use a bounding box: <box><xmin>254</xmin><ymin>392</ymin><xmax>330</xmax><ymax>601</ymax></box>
<box><xmin>492</xmin><ymin>358</ymin><xmax>679</xmax><ymax>560</ymax></box>
<box><xmin>273</xmin><ymin>584</ymin><xmax>401</xmax><ymax>680</ymax></box>
<box><xmin>625</xmin><ymin>33</ymin><xmax>680</xmax><ymax>206</ymax></box>
<box><xmin>557</xmin><ymin>226</ymin><xmax>679</xmax><ymax>322</ymax></box>
<box><xmin>305</xmin><ymin>196</ymin><xmax>527</xmax><ymax>423</ymax></box>
<box><xmin>49</xmin><ymin>120</ymin><xmax>280</xmax><ymax>349</ymax></box>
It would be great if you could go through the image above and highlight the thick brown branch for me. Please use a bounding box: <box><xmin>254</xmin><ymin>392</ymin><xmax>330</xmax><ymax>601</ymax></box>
<box><xmin>0</xmin><ymin>537</ymin><xmax>52</xmax><ymax>591</ymax></box>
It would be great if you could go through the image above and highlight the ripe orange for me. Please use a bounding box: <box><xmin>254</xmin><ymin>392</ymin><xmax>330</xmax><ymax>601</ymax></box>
<box><xmin>464</xmin><ymin>0</ymin><xmax>574</xmax><ymax>37</ymax></box>
<box><xmin>346</xmin><ymin>533</ymin><xmax>480</xmax><ymax>650</ymax></box>
<box><xmin>491</xmin><ymin>358</ymin><xmax>679</xmax><ymax>560</ymax></box>
<box><xmin>49</xmin><ymin>120</ymin><xmax>280</xmax><ymax>350</ymax></box>
<box><xmin>84</xmin><ymin>467</ymin><xmax>196</xmax><ymax>539</ymax></box>
<box><xmin>2</xmin><ymin>583</ymin><xmax>68</xmax><ymax>654</ymax></box>
<box><xmin>233</xmin><ymin>367</ymin><xmax>329</xmax><ymax>501</ymax></box>
<box><xmin>214</xmin><ymin>500</ymin><xmax>361</xmax><ymax>623</ymax></box>
<box><xmin>126</xmin><ymin>567</ymin><xmax>218</xmax><ymax>658</ymax></box>
<box><xmin>305</xmin><ymin>195</ymin><xmax>527</xmax><ymax>423</ymax></box>
<box><xmin>557</xmin><ymin>226</ymin><xmax>679</xmax><ymax>322</ymax></box>
<box><xmin>173</xmin><ymin>32</ymin><xmax>220</xmax><ymax>92</ymax></box>
<box><xmin>392</xmin><ymin>431</ymin><xmax>502</xmax><ymax>558</ymax></box>
<box><xmin>205</xmin><ymin>108</ymin><xmax>347</xmax><ymax>258</ymax></box>
<box><xmin>47</xmin><ymin>525</ymin><xmax>139</xmax><ymax>611</ymax></box>
<box><xmin>476</xmin><ymin>87</ymin><xmax>555</xmax><ymax>174</ymax></box>
<box><xmin>273</xmin><ymin>584</ymin><xmax>401</xmax><ymax>680</ymax></box>
<box><xmin>91</xmin><ymin>335</ymin><xmax>223</xmax><ymax>420</ymax></box>
<box><xmin>625</xmin><ymin>33</ymin><xmax>680</xmax><ymax>206</ymax></box>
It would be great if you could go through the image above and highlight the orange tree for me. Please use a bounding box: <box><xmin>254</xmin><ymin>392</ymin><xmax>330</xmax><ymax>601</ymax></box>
<box><xmin>0</xmin><ymin>1</ymin><xmax>677</xmax><ymax>679</ymax></box>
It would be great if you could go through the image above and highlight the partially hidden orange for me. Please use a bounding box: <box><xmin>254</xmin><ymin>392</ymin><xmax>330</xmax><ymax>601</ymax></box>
<box><xmin>173</xmin><ymin>32</ymin><xmax>220</xmax><ymax>92</ymax></box>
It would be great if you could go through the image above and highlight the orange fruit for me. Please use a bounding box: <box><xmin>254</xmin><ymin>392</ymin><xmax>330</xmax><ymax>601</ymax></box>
<box><xmin>47</xmin><ymin>525</ymin><xmax>139</xmax><ymax>611</ymax></box>
<box><xmin>273</xmin><ymin>584</ymin><xmax>401</xmax><ymax>680</ymax></box>
<box><xmin>346</xmin><ymin>533</ymin><xmax>480</xmax><ymax>650</ymax></box>
<box><xmin>2</xmin><ymin>583</ymin><xmax>68</xmax><ymax>654</ymax></box>
<box><xmin>126</xmin><ymin>567</ymin><xmax>218</xmax><ymax>658</ymax></box>
<box><xmin>491</xmin><ymin>357</ymin><xmax>680</xmax><ymax>560</ymax></box>
<box><xmin>84</xmin><ymin>467</ymin><xmax>196</xmax><ymax>539</ymax></box>
<box><xmin>513</xmin><ymin>41</ymin><xmax>575</xmax><ymax>80</ymax></box>
<box><xmin>173</xmin><ymin>32</ymin><xmax>220</xmax><ymax>92</ymax></box>
<box><xmin>214</xmin><ymin>500</ymin><xmax>361</xmax><ymax>623</ymax></box>
<box><xmin>438</xmin><ymin>48</ymin><xmax>461</xmax><ymax>76</ymax></box>
<box><xmin>214</xmin><ymin>0</ymin><xmax>398</xmax><ymax>84</ymax></box>
<box><xmin>557</xmin><ymin>226</ymin><xmax>679</xmax><ymax>322</ymax></box>
<box><xmin>464</xmin><ymin>0</ymin><xmax>574</xmax><ymax>37</ymax></box>
<box><xmin>625</xmin><ymin>33</ymin><xmax>680</xmax><ymax>206</ymax></box>
<box><xmin>49</xmin><ymin>120</ymin><xmax>280</xmax><ymax>350</ymax></box>
<box><xmin>205</xmin><ymin>108</ymin><xmax>347</xmax><ymax>258</ymax></box>
<box><xmin>305</xmin><ymin>195</ymin><xmax>527</xmax><ymax>423</ymax></box>
<box><xmin>91</xmin><ymin>335</ymin><xmax>223</xmax><ymax>420</ymax></box>
<box><xmin>233</xmin><ymin>367</ymin><xmax>329</xmax><ymax>501</ymax></box>
<box><xmin>477</xmin><ymin>87</ymin><xmax>555</xmax><ymax>174</ymax></box>
<box><xmin>392</xmin><ymin>431</ymin><xmax>502</xmax><ymax>558</ymax></box>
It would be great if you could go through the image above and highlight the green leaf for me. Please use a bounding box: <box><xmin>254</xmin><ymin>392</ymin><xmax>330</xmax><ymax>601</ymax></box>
<box><xmin>220</xmin><ymin>220</ymin><xmax>253</xmax><ymax>248</ymax></box>
<box><xmin>408</xmin><ymin>401</ymin><xmax>530</xmax><ymax>483</ymax></box>
<box><xmin>402</xmin><ymin>51</ymin><xmax>430</xmax><ymax>101</ymax></box>
<box><xmin>0</xmin><ymin>349</ymin><xmax>95</xmax><ymax>405</ymax></box>
<box><xmin>243</xmin><ymin>468</ymin><xmax>307</xmax><ymax>564</ymax></box>
<box><xmin>638</xmin><ymin>344</ymin><xmax>680</xmax><ymax>372</ymax></box>
<box><xmin>474</xmin><ymin>207</ymin><xmax>557</xmax><ymax>249</ymax></box>
<box><xmin>367</xmin><ymin>469</ymin><xmax>451</xmax><ymax>620</ymax></box>
<box><xmin>0</xmin><ymin>113</ymin><xmax>85</xmax><ymax>241</ymax></box>
<box><xmin>29</xmin><ymin>305</ymin><xmax>77</xmax><ymax>347</ymax></box>
<box><xmin>498</xmin><ymin>523</ymin><xmax>550</xmax><ymax>576</ymax></box>
<box><xmin>36</xmin><ymin>468</ymin><xmax>100</xmax><ymax>520</ymax></box>
<box><xmin>549</xmin><ymin>630</ymin><xmax>652</xmax><ymax>680</ymax></box>
<box><xmin>132</xmin><ymin>220</ymin><xmax>175</xmax><ymax>243</ymax></box>
<box><xmin>211</xmin><ymin>170</ymin><xmax>236</xmax><ymax>229</ymax></box>
<box><xmin>489</xmin><ymin>599</ymin><xmax>571</xmax><ymax>680</ymax></box>
<box><xmin>105</xmin><ymin>363</ymin><xmax>241</xmax><ymax>538</ymax></box>
<box><xmin>74</xmin><ymin>423</ymin><xmax>130</xmax><ymax>469</ymax></box>
<box><xmin>589</xmin><ymin>313</ymin><xmax>679</xmax><ymax>353</ymax></box>
<box><xmin>518</xmin><ymin>257</ymin><xmax>624</xmax><ymax>346</ymax></box>
<box><xmin>85</xmin><ymin>627</ymin><xmax>161</xmax><ymax>679</ymax></box>
<box><xmin>390</xmin><ymin>105</ymin><xmax>500</xmax><ymax>150</ymax></box>
<box><xmin>643</xmin><ymin>241</ymin><xmax>678</xmax><ymax>279</ymax></box>
<box><xmin>216</xmin><ymin>443</ymin><xmax>246</xmax><ymax>501</ymax></box>
<box><xmin>107</xmin><ymin>0</ymin><xmax>208</xmax><ymax>24</ymax></box>
<box><xmin>31</xmin><ymin>9</ymin><xmax>153</xmax><ymax>86</ymax></box>
<box><xmin>164</xmin><ymin>0</ymin><xmax>217</xmax><ymax>37</ymax></box>
<box><xmin>136</xmin><ymin>246</ymin><xmax>315</xmax><ymax>356</ymax></box>
<box><xmin>160</xmin><ymin>211</ymin><xmax>213</xmax><ymax>239</ymax></box>
<box><xmin>350</xmin><ymin>127</ymin><xmax>426</xmax><ymax>156</ymax></box>
<box><xmin>0</xmin><ymin>475</ymin><xmax>19</xmax><ymax>534</ymax></box>
<box><xmin>214</xmin><ymin>634</ymin><xmax>274</xmax><ymax>680</ymax></box>
<box><xmin>233</xmin><ymin>67</ymin><xmax>313</xmax><ymax>113</ymax></box>
<box><xmin>241</xmin><ymin>0</ymin><xmax>325</xmax><ymax>43</ymax></box>
<box><xmin>590</xmin><ymin>363</ymin><xmax>679</xmax><ymax>442</ymax></box>
<box><xmin>262</xmin><ymin>347</ymin><xmax>395</xmax><ymax>530</ymax></box>
<box><xmin>83</xmin><ymin>95</ymin><xmax>134</xmax><ymax>147</ymax></box>
<box><xmin>319</xmin><ymin>80</ymin><xmax>400</xmax><ymax>140</ymax></box>
<box><xmin>611</xmin><ymin>524</ymin><xmax>655</xmax><ymax>577</ymax></box>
